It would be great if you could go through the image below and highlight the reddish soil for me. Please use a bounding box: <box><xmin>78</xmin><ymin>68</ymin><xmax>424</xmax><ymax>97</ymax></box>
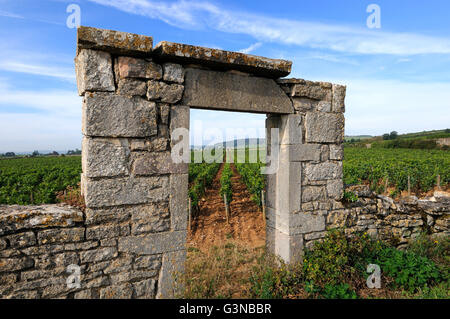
<box><xmin>187</xmin><ymin>163</ymin><xmax>265</xmax><ymax>251</ymax></box>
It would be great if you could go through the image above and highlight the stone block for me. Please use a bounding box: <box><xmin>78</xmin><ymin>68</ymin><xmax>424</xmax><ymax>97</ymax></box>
<box><xmin>182</xmin><ymin>68</ymin><xmax>293</xmax><ymax>114</ymax></box>
<box><xmin>292</xmin><ymin>82</ymin><xmax>331</xmax><ymax>100</ymax></box>
<box><xmin>170</xmin><ymin>174</ymin><xmax>188</xmax><ymax>231</ymax></box>
<box><xmin>332</xmin><ymin>84</ymin><xmax>346</xmax><ymax>112</ymax></box>
<box><xmin>75</xmin><ymin>49</ymin><xmax>115</xmax><ymax>96</ymax></box>
<box><xmin>301</xmin><ymin>186</ymin><xmax>326</xmax><ymax>203</ymax></box>
<box><xmin>281</xmin><ymin>144</ymin><xmax>321</xmax><ymax>162</ymax></box>
<box><xmin>129</xmin><ymin>137</ymin><xmax>169</xmax><ymax>152</ymax></box>
<box><xmin>77</xmin><ymin>26</ymin><xmax>153</xmax><ymax>56</ymax></box>
<box><xmin>304</xmin><ymin>161</ymin><xmax>343</xmax><ymax>181</ymax></box>
<box><xmin>266</xmin><ymin>227</ymin><xmax>303</xmax><ymax>264</ymax></box>
<box><xmin>5</xmin><ymin>231</ymin><xmax>36</xmax><ymax>248</ymax></box>
<box><xmin>163</xmin><ymin>63</ymin><xmax>185</xmax><ymax>83</ymax></box>
<box><xmin>134</xmin><ymin>255</ymin><xmax>162</xmax><ymax>270</ymax></box>
<box><xmin>279</xmin><ymin>113</ymin><xmax>302</xmax><ymax>145</ymax></box>
<box><xmin>80</xmin><ymin>247</ymin><xmax>118</xmax><ymax>263</ymax></box>
<box><xmin>117</xmin><ymin>57</ymin><xmax>162</xmax><ymax>79</ymax></box>
<box><xmin>82</xmin><ymin>137</ymin><xmax>130</xmax><ymax>178</ymax></box>
<box><xmin>147</xmin><ymin>80</ymin><xmax>184</xmax><ymax>103</ymax></box>
<box><xmin>131</xmin><ymin>152</ymin><xmax>188</xmax><ymax>175</ymax></box>
<box><xmin>305</xmin><ymin>112</ymin><xmax>344</xmax><ymax>143</ymax></box>
<box><xmin>82</xmin><ymin>93</ymin><xmax>157</xmax><ymax>137</ymax></box>
<box><xmin>159</xmin><ymin>103</ymin><xmax>170</xmax><ymax>124</ymax></box>
<box><xmin>130</xmin><ymin>202</ymin><xmax>170</xmax><ymax>235</ymax></box>
<box><xmin>156</xmin><ymin>250</ymin><xmax>186</xmax><ymax>299</ymax></box>
<box><xmin>37</xmin><ymin>228</ymin><xmax>85</xmax><ymax>245</ymax></box>
<box><xmin>329</xmin><ymin>144</ymin><xmax>343</xmax><ymax>160</ymax></box>
<box><xmin>117</xmin><ymin>78</ymin><xmax>147</xmax><ymax>96</ymax></box>
<box><xmin>290</xmin><ymin>211</ymin><xmax>326</xmax><ymax>235</ymax></box>
<box><xmin>0</xmin><ymin>256</ymin><xmax>34</xmax><ymax>272</ymax></box>
<box><xmin>134</xmin><ymin>279</ymin><xmax>157</xmax><ymax>298</ymax></box>
<box><xmin>86</xmin><ymin>224</ymin><xmax>121</xmax><ymax>240</ymax></box>
<box><xmin>83</xmin><ymin>175</ymin><xmax>169</xmax><ymax>208</ymax></box>
<box><xmin>100</xmin><ymin>283</ymin><xmax>133</xmax><ymax>299</ymax></box>
<box><xmin>276</xmin><ymin>161</ymin><xmax>301</xmax><ymax>214</ymax></box>
<box><xmin>118</xmin><ymin>231</ymin><xmax>186</xmax><ymax>255</ymax></box>
<box><xmin>327</xmin><ymin>179</ymin><xmax>344</xmax><ymax>200</ymax></box>
<box><xmin>292</xmin><ymin>97</ymin><xmax>313</xmax><ymax>112</ymax></box>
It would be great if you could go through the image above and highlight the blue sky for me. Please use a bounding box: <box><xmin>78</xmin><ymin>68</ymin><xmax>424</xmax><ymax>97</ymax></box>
<box><xmin>0</xmin><ymin>0</ymin><xmax>449</xmax><ymax>152</ymax></box>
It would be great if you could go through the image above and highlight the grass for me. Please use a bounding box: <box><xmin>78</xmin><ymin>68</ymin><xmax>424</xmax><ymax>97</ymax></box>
<box><xmin>183</xmin><ymin>231</ymin><xmax>449</xmax><ymax>299</ymax></box>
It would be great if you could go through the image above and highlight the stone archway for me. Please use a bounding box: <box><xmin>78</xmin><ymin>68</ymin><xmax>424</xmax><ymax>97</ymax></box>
<box><xmin>76</xmin><ymin>26</ymin><xmax>345</xmax><ymax>298</ymax></box>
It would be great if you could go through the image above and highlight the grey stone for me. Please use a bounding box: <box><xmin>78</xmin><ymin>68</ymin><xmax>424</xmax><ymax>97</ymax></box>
<box><xmin>118</xmin><ymin>231</ymin><xmax>186</xmax><ymax>255</ymax></box>
<box><xmin>85</xmin><ymin>206</ymin><xmax>132</xmax><ymax>225</ymax></box>
<box><xmin>131</xmin><ymin>152</ymin><xmax>187</xmax><ymax>175</ymax></box>
<box><xmin>37</xmin><ymin>228</ymin><xmax>84</xmax><ymax>245</ymax></box>
<box><xmin>117</xmin><ymin>78</ymin><xmax>147</xmax><ymax>96</ymax></box>
<box><xmin>153</xmin><ymin>41</ymin><xmax>291</xmax><ymax>78</ymax></box>
<box><xmin>290</xmin><ymin>211</ymin><xmax>326</xmax><ymax>234</ymax></box>
<box><xmin>279</xmin><ymin>114</ymin><xmax>302</xmax><ymax>145</ymax></box>
<box><xmin>163</xmin><ymin>63</ymin><xmax>184</xmax><ymax>83</ymax></box>
<box><xmin>147</xmin><ymin>80</ymin><xmax>184</xmax><ymax>103</ymax></box>
<box><xmin>74</xmin><ymin>290</ymin><xmax>92</xmax><ymax>299</ymax></box>
<box><xmin>305</xmin><ymin>112</ymin><xmax>344</xmax><ymax>143</ymax></box>
<box><xmin>329</xmin><ymin>144</ymin><xmax>343</xmax><ymax>160</ymax></box>
<box><xmin>5</xmin><ymin>231</ymin><xmax>36</xmax><ymax>248</ymax></box>
<box><xmin>86</xmin><ymin>224</ymin><xmax>121</xmax><ymax>240</ymax></box>
<box><xmin>134</xmin><ymin>255</ymin><xmax>162</xmax><ymax>270</ymax></box>
<box><xmin>266</xmin><ymin>227</ymin><xmax>303</xmax><ymax>264</ymax></box>
<box><xmin>305</xmin><ymin>162</ymin><xmax>343</xmax><ymax>181</ymax></box>
<box><xmin>0</xmin><ymin>256</ymin><xmax>34</xmax><ymax>272</ymax></box>
<box><xmin>182</xmin><ymin>68</ymin><xmax>293</xmax><ymax>114</ymax></box>
<box><xmin>316</xmin><ymin>101</ymin><xmax>331</xmax><ymax>112</ymax></box>
<box><xmin>77</xmin><ymin>26</ymin><xmax>153</xmax><ymax>56</ymax></box>
<box><xmin>83</xmin><ymin>175</ymin><xmax>169</xmax><ymax>208</ymax></box>
<box><xmin>292</xmin><ymin>97</ymin><xmax>313</xmax><ymax>112</ymax></box>
<box><xmin>0</xmin><ymin>238</ymin><xmax>7</xmax><ymax>250</ymax></box>
<box><xmin>170</xmin><ymin>174</ymin><xmax>189</xmax><ymax>231</ymax></box>
<box><xmin>134</xmin><ymin>279</ymin><xmax>157</xmax><ymax>298</ymax></box>
<box><xmin>130</xmin><ymin>202</ymin><xmax>170</xmax><ymax>235</ymax></box>
<box><xmin>82</xmin><ymin>137</ymin><xmax>130</xmax><ymax>178</ymax></box>
<box><xmin>327</xmin><ymin>179</ymin><xmax>344</xmax><ymax>200</ymax></box>
<box><xmin>301</xmin><ymin>186</ymin><xmax>326</xmax><ymax>203</ymax></box>
<box><xmin>276</xmin><ymin>161</ymin><xmax>301</xmax><ymax>214</ymax></box>
<box><xmin>76</xmin><ymin>49</ymin><xmax>115</xmax><ymax>96</ymax></box>
<box><xmin>83</xmin><ymin>93</ymin><xmax>157</xmax><ymax>137</ymax></box>
<box><xmin>281</xmin><ymin>144</ymin><xmax>321</xmax><ymax>162</ymax></box>
<box><xmin>117</xmin><ymin>57</ymin><xmax>162</xmax><ymax>79</ymax></box>
<box><xmin>80</xmin><ymin>247</ymin><xmax>118</xmax><ymax>263</ymax></box>
<box><xmin>100</xmin><ymin>283</ymin><xmax>133</xmax><ymax>299</ymax></box>
<box><xmin>129</xmin><ymin>137</ymin><xmax>169</xmax><ymax>152</ymax></box>
<box><xmin>159</xmin><ymin>103</ymin><xmax>170</xmax><ymax>124</ymax></box>
<box><xmin>156</xmin><ymin>250</ymin><xmax>186</xmax><ymax>299</ymax></box>
<box><xmin>292</xmin><ymin>83</ymin><xmax>331</xmax><ymax>100</ymax></box>
<box><xmin>332</xmin><ymin>84</ymin><xmax>346</xmax><ymax>112</ymax></box>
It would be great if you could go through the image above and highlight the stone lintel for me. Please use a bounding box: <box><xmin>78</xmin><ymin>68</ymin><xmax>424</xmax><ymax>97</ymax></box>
<box><xmin>153</xmin><ymin>41</ymin><xmax>291</xmax><ymax>78</ymax></box>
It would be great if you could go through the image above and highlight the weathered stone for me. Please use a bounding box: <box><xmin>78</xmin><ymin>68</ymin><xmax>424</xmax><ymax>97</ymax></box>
<box><xmin>75</xmin><ymin>49</ymin><xmax>115</xmax><ymax>96</ymax></box>
<box><xmin>327</xmin><ymin>179</ymin><xmax>344</xmax><ymax>200</ymax></box>
<box><xmin>0</xmin><ymin>238</ymin><xmax>6</xmax><ymax>250</ymax></box>
<box><xmin>329</xmin><ymin>144</ymin><xmax>344</xmax><ymax>160</ymax></box>
<box><xmin>163</xmin><ymin>63</ymin><xmax>184</xmax><ymax>83</ymax></box>
<box><xmin>131</xmin><ymin>152</ymin><xmax>187</xmax><ymax>175</ymax></box>
<box><xmin>316</xmin><ymin>101</ymin><xmax>331</xmax><ymax>112</ymax></box>
<box><xmin>301</xmin><ymin>186</ymin><xmax>326</xmax><ymax>203</ymax></box>
<box><xmin>266</xmin><ymin>227</ymin><xmax>303</xmax><ymax>264</ymax></box>
<box><xmin>170</xmin><ymin>105</ymin><xmax>190</xmax><ymax>133</ymax></box>
<box><xmin>5</xmin><ymin>231</ymin><xmax>36</xmax><ymax>248</ymax></box>
<box><xmin>134</xmin><ymin>255</ymin><xmax>162</xmax><ymax>270</ymax></box>
<box><xmin>292</xmin><ymin>82</ymin><xmax>331</xmax><ymax>100</ymax></box>
<box><xmin>37</xmin><ymin>228</ymin><xmax>84</xmax><ymax>245</ymax></box>
<box><xmin>130</xmin><ymin>202</ymin><xmax>170</xmax><ymax>235</ymax></box>
<box><xmin>85</xmin><ymin>207</ymin><xmax>132</xmax><ymax>225</ymax></box>
<box><xmin>159</xmin><ymin>103</ymin><xmax>170</xmax><ymax>124</ymax></box>
<box><xmin>129</xmin><ymin>138</ymin><xmax>168</xmax><ymax>152</ymax></box>
<box><xmin>134</xmin><ymin>279</ymin><xmax>157</xmax><ymax>298</ymax></box>
<box><xmin>182</xmin><ymin>68</ymin><xmax>293</xmax><ymax>114</ymax></box>
<box><xmin>82</xmin><ymin>137</ymin><xmax>130</xmax><ymax>178</ymax></box>
<box><xmin>154</xmin><ymin>41</ymin><xmax>291</xmax><ymax>78</ymax></box>
<box><xmin>77</xmin><ymin>26</ymin><xmax>153</xmax><ymax>56</ymax></box>
<box><xmin>156</xmin><ymin>250</ymin><xmax>186</xmax><ymax>299</ymax></box>
<box><xmin>0</xmin><ymin>256</ymin><xmax>34</xmax><ymax>272</ymax></box>
<box><xmin>305</xmin><ymin>112</ymin><xmax>344</xmax><ymax>143</ymax></box>
<box><xmin>83</xmin><ymin>93</ymin><xmax>157</xmax><ymax>137</ymax></box>
<box><xmin>146</xmin><ymin>81</ymin><xmax>184</xmax><ymax>103</ymax></box>
<box><xmin>117</xmin><ymin>78</ymin><xmax>147</xmax><ymax>96</ymax></box>
<box><xmin>86</xmin><ymin>224</ymin><xmax>121</xmax><ymax>240</ymax></box>
<box><xmin>292</xmin><ymin>97</ymin><xmax>313</xmax><ymax>112</ymax></box>
<box><xmin>290</xmin><ymin>211</ymin><xmax>326</xmax><ymax>234</ymax></box>
<box><xmin>279</xmin><ymin>114</ymin><xmax>302</xmax><ymax>145</ymax></box>
<box><xmin>332</xmin><ymin>84</ymin><xmax>346</xmax><ymax>112</ymax></box>
<box><xmin>170</xmin><ymin>174</ymin><xmax>189</xmax><ymax>231</ymax></box>
<box><xmin>117</xmin><ymin>57</ymin><xmax>162</xmax><ymax>79</ymax></box>
<box><xmin>74</xmin><ymin>289</ymin><xmax>92</xmax><ymax>299</ymax></box>
<box><xmin>83</xmin><ymin>175</ymin><xmax>169</xmax><ymax>208</ymax></box>
<box><xmin>118</xmin><ymin>231</ymin><xmax>186</xmax><ymax>255</ymax></box>
<box><xmin>281</xmin><ymin>144</ymin><xmax>321</xmax><ymax>162</ymax></box>
<box><xmin>80</xmin><ymin>247</ymin><xmax>118</xmax><ymax>263</ymax></box>
<box><xmin>304</xmin><ymin>162</ymin><xmax>343</xmax><ymax>181</ymax></box>
<box><xmin>100</xmin><ymin>283</ymin><xmax>133</xmax><ymax>299</ymax></box>
<box><xmin>276</xmin><ymin>161</ymin><xmax>302</xmax><ymax>214</ymax></box>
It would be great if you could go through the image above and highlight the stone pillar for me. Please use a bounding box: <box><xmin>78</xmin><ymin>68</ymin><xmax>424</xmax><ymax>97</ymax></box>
<box><xmin>267</xmin><ymin>79</ymin><xmax>346</xmax><ymax>263</ymax></box>
<box><xmin>76</xmin><ymin>27</ymin><xmax>188</xmax><ymax>299</ymax></box>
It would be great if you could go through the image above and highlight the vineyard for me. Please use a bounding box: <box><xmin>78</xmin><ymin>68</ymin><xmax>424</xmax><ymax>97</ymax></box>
<box><xmin>0</xmin><ymin>147</ymin><xmax>449</xmax><ymax>205</ymax></box>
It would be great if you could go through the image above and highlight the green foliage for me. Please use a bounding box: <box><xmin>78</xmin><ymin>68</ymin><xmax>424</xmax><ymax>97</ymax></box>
<box><xmin>0</xmin><ymin>156</ymin><xmax>82</xmax><ymax>204</ymax></box>
<box><xmin>369</xmin><ymin>246</ymin><xmax>440</xmax><ymax>292</ymax></box>
<box><xmin>188</xmin><ymin>161</ymin><xmax>221</xmax><ymax>207</ymax></box>
<box><xmin>343</xmin><ymin>190</ymin><xmax>358</xmax><ymax>203</ymax></box>
<box><xmin>343</xmin><ymin>147</ymin><xmax>450</xmax><ymax>194</ymax></box>
<box><xmin>219</xmin><ymin>163</ymin><xmax>233</xmax><ymax>203</ymax></box>
<box><xmin>320</xmin><ymin>283</ymin><xmax>357</xmax><ymax>299</ymax></box>
<box><xmin>234</xmin><ymin>148</ymin><xmax>265</xmax><ymax>206</ymax></box>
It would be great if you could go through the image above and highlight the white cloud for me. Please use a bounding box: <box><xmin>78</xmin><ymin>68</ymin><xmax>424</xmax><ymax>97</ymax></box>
<box><xmin>0</xmin><ymin>61</ymin><xmax>75</xmax><ymax>81</ymax></box>
<box><xmin>0</xmin><ymin>10</ymin><xmax>24</xmax><ymax>19</ymax></box>
<box><xmin>239</xmin><ymin>42</ymin><xmax>262</xmax><ymax>54</ymax></box>
<box><xmin>88</xmin><ymin>0</ymin><xmax>450</xmax><ymax>55</ymax></box>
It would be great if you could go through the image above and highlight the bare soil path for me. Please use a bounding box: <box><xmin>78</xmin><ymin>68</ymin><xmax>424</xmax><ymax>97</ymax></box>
<box><xmin>187</xmin><ymin>163</ymin><xmax>265</xmax><ymax>251</ymax></box>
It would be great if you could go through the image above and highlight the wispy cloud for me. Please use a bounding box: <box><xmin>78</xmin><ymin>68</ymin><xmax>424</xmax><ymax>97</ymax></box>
<box><xmin>0</xmin><ymin>61</ymin><xmax>75</xmax><ymax>81</ymax></box>
<box><xmin>0</xmin><ymin>10</ymin><xmax>24</xmax><ymax>19</ymax></box>
<box><xmin>239</xmin><ymin>42</ymin><xmax>262</xmax><ymax>54</ymax></box>
<box><xmin>89</xmin><ymin>0</ymin><xmax>450</xmax><ymax>55</ymax></box>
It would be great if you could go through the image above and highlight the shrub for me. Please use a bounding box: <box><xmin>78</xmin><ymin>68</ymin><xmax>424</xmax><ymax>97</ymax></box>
<box><xmin>320</xmin><ymin>283</ymin><xmax>357</xmax><ymax>299</ymax></box>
